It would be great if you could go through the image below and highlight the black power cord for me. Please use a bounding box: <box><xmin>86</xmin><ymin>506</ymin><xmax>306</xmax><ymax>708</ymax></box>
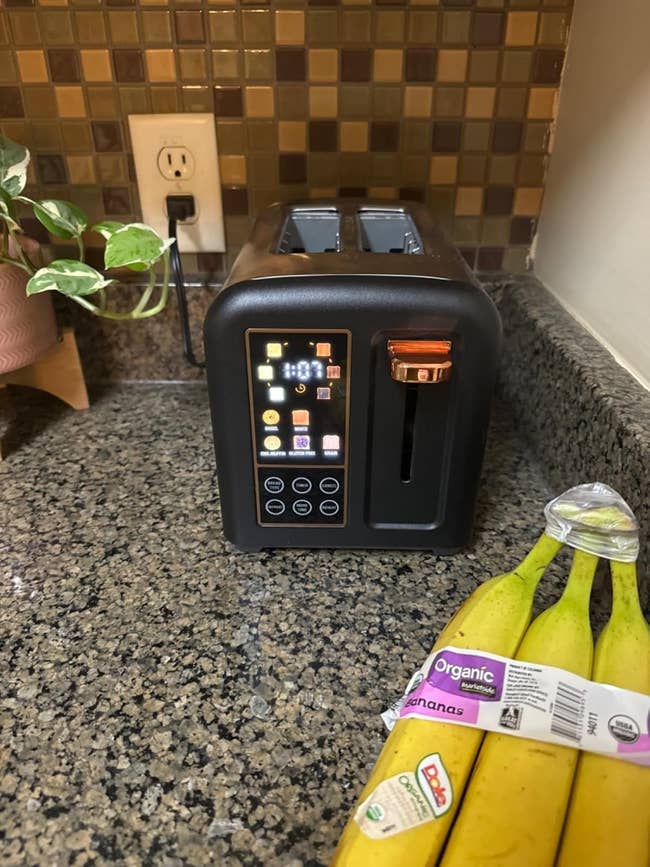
<box><xmin>166</xmin><ymin>194</ymin><xmax>205</xmax><ymax>370</ymax></box>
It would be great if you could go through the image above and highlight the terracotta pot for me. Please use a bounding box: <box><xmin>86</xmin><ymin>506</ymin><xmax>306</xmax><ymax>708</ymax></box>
<box><xmin>0</xmin><ymin>262</ymin><xmax>58</xmax><ymax>375</ymax></box>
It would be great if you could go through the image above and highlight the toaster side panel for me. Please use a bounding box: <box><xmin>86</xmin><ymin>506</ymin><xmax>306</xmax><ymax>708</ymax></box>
<box><xmin>365</xmin><ymin>335</ymin><xmax>454</xmax><ymax>528</ymax></box>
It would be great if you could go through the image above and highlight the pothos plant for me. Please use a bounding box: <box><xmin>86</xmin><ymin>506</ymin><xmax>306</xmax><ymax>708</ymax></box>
<box><xmin>0</xmin><ymin>133</ymin><xmax>174</xmax><ymax>320</ymax></box>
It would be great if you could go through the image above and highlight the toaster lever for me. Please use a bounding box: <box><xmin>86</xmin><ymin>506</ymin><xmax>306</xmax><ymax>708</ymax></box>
<box><xmin>387</xmin><ymin>340</ymin><xmax>452</xmax><ymax>384</ymax></box>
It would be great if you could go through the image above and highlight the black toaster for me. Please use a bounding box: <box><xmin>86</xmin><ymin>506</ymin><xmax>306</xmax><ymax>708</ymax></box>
<box><xmin>204</xmin><ymin>201</ymin><xmax>501</xmax><ymax>552</ymax></box>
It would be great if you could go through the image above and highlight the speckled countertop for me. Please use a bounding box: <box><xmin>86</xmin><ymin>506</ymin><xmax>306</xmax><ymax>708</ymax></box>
<box><xmin>1</xmin><ymin>384</ymin><xmax>587</xmax><ymax>866</ymax></box>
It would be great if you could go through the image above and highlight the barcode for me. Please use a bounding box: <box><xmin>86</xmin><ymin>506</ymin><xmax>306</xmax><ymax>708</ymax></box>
<box><xmin>550</xmin><ymin>682</ymin><xmax>585</xmax><ymax>742</ymax></box>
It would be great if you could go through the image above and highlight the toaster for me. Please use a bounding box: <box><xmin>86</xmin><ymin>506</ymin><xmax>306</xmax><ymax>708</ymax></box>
<box><xmin>204</xmin><ymin>201</ymin><xmax>501</xmax><ymax>552</ymax></box>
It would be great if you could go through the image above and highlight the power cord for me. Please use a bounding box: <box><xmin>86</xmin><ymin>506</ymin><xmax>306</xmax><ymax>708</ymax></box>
<box><xmin>166</xmin><ymin>194</ymin><xmax>205</xmax><ymax>369</ymax></box>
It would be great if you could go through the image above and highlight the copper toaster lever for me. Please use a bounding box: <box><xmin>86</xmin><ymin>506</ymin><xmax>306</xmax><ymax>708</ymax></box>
<box><xmin>387</xmin><ymin>339</ymin><xmax>452</xmax><ymax>384</ymax></box>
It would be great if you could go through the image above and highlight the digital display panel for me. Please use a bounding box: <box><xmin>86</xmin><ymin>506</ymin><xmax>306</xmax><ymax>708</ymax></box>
<box><xmin>247</xmin><ymin>330</ymin><xmax>349</xmax><ymax>465</ymax></box>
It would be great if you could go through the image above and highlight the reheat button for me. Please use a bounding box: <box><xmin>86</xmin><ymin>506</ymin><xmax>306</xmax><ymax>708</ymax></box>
<box><xmin>319</xmin><ymin>500</ymin><xmax>340</xmax><ymax>517</ymax></box>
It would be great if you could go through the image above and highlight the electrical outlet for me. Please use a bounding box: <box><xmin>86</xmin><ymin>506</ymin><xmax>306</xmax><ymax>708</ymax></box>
<box><xmin>158</xmin><ymin>147</ymin><xmax>194</xmax><ymax>182</ymax></box>
<box><xmin>128</xmin><ymin>113</ymin><xmax>225</xmax><ymax>254</ymax></box>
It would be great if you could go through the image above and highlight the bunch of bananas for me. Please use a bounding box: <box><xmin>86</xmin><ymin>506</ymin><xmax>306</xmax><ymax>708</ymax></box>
<box><xmin>331</xmin><ymin>533</ymin><xmax>649</xmax><ymax>867</ymax></box>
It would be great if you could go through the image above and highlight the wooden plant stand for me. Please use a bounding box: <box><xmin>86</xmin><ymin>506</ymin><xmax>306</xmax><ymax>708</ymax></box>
<box><xmin>0</xmin><ymin>327</ymin><xmax>89</xmax><ymax>460</ymax></box>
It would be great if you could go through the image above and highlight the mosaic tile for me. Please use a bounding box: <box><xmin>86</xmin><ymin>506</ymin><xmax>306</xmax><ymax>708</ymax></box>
<box><xmin>30</xmin><ymin>120</ymin><xmax>61</xmax><ymax>150</ymax></box>
<box><xmin>16</xmin><ymin>49</ymin><xmax>48</xmax><ymax>83</ymax></box>
<box><xmin>112</xmin><ymin>49</ymin><xmax>144</xmax><ymax>83</ymax></box>
<box><xmin>180</xmin><ymin>48</ymin><xmax>208</xmax><ymax>81</ymax></box>
<box><xmin>48</xmin><ymin>48</ymin><xmax>80</xmax><ymax>83</ymax></box>
<box><xmin>174</xmin><ymin>11</ymin><xmax>205</xmax><ymax>45</ymax></box>
<box><xmin>75</xmin><ymin>11</ymin><xmax>106</xmax><ymax>45</ymax></box>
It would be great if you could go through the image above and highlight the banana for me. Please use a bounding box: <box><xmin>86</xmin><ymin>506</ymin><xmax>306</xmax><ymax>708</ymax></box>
<box><xmin>556</xmin><ymin>559</ymin><xmax>650</xmax><ymax>867</ymax></box>
<box><xmin>439</xmin><ymin>549</ymin><xmax>597</xmax><ymax>867</ymax></box>
<box><xmin>330</xmin><ymin>532</ymin><xmax>562</xmax><ymax>867</ymax></box>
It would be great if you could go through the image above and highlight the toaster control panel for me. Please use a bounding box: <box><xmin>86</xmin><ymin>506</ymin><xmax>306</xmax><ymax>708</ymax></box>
<box><xmin>246</xmin><ymin>329</ymin><xmax>350</xmax><ymax>526</ymax></box>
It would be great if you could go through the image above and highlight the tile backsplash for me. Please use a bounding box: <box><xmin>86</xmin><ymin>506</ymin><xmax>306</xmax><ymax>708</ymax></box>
<box><xmin>0</xmin><ymin>0</ymin><xmax>572</xmax><ymax>279</ymax></box>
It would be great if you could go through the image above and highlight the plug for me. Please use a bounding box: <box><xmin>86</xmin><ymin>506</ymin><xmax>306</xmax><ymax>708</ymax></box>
<box><xmin>166</xmin><ymin>194</ymin><xmax>196</xmax><ymax>223</ymax></box>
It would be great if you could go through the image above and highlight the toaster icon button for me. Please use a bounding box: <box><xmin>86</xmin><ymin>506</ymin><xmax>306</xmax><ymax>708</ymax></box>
<box><xmin>266</xmin><ymin>342</ymin><xmax>283</xmax><ymax>358</ymax></box>
<box><xmin>268</xmin><ymin>387</ymin><xmax>286</xmax><ymax>403</ymax></box>
<box><xmin>292</xmin><ymin>409</ymin><xmax>310</xmax><ymax>426</ymax></box>
<box><xmin>319</xmin><ymin>500</ymin><xmax>340</xmax><ymax>517</ymax></box>
<box><xmin>292</xmin><ymin>477</ymin><xmax>312</xmax><ymax>494</ymax></box>
<box><xmin>265</xmin><ymin>499</ymin><xmax>286</xmax><ymax>516</ymax></box>
<box><xmin>263</xmin><ymin>435</ymin><xmax>282</xmax><ymax>451</ymax></box>
<box><xmin>293</xmin><ymin>499</ymin><xmax>313</xmax><ymax>516</ymax></box>
<box><xmin>262</xmin><ymin>409</ymin><xmax>280</xmax><ymax>425</ymax></box>
<box><xmin>315</xmin><ymin>342</ymin><xmax>331</xmax><ymax>357</ymax></box>
<box><xmin>319</xmin><ymin>477</ymin><xmax>340</xmax><ymax>495</ymax></box>
<box><xmin>322</xmin><ymin>435</ymin><xmax>340</xmax><ymax>451</ymax></box>
<box><xmin>257</xmin><ymin>365</ymin><xmax>274</xmax><ymax>381</ymax></box>
<box><xmin>264</xmin><ymin>476</ymin><xmax>285</xmax><ymax>494</ymax></box>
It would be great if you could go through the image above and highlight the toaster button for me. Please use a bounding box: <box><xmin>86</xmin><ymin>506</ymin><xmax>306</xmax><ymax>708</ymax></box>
<box><xmin>292</xmin><ymin>499</ymin><xmax>313</xmax><ymax>516</ymax></box>
<box><xmin>265</xmin><ymin>499</ymin><xmax>286</xmax><ymax>516</ymax></box>
<box><xmin>264</xmin><ymin>476</ymin><xmax>285</xmax><ymax>494</ymax></box>
<box><xmin>263</xmin><ymin>435</ymin><xmax>282</xmax><ymax>451</ymax></box>
<box><xmin>319</xmin><ymin>500</ymin><xmax>340</xmax><ymax>517</ymax></box>
<box><xmin>262</xmin><ymin>409</ymin><xmax>280</xmax><ymax>425</ymax></box>
<box><xmin>319</xmin><ymin>476</ymin><xmax>340</xmax><ymax>495</ymax></box>
<box><xmin>292</xmin><ymin>477</ymin><xmax>312</xmax><ymax>494</ymax></box>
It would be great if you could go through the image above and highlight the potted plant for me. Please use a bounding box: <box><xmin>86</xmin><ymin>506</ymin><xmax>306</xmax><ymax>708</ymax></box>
<box><xmin>0</xmin><ymin>133</ymin><xmax>174</xmax><ymax>376</ymax></box>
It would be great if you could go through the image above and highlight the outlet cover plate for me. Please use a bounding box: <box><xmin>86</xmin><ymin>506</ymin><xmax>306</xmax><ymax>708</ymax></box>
<box><xmin>128</xmin><ymin>113</ymin><xmax>225</xmax><ymax>254</ymax></box>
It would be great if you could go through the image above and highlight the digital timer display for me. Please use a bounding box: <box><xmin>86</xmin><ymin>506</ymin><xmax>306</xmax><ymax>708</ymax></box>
<box><xmin>281</xmin><ymin>360</ymin><xmax>325</xmax><ymax>382</ymax></box>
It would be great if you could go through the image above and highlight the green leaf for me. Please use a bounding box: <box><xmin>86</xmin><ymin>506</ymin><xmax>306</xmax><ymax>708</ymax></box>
<box><xmin>0</xmin><ymin>134</ymin><xmax>30</xmax><ymax>197</ymax></box>
<box><xmin>92</xmin><ymin>220</ymin><xmax>124</xmax><ymax>241</ymax></box>
<box><xmin>104</xmin><ymin>223</ymin><xmax>174</xmax><ymax>272</ymax></box>
<box><xmin>33</xmin><ymin>199</ymin><xmax>88</xmax><ymax>240</ymax></box>
<box><xmin>26</xmin><ymin>260</ymin><xmax>114</xmax><ymax>298</ymax></box>
<box><xmin>0</xmin><ymin>187</ymin><xmax>21</xmax><ymax>232</ymax></box>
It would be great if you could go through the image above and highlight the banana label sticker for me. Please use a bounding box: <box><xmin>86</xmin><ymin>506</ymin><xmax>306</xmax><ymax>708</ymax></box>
<box><xmin>354</xmin><ymin>754</ymin><xmax>452</xmax><ymax>839</ymax></box>
<box><xmin>386</xmin><ymin>646</ymin><xmax>650</xmax><ymax>767</ymax></box>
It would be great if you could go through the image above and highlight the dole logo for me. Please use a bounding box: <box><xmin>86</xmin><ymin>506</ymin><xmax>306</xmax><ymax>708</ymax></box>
<box><xmin>416</xmin><ymin>753</ymin><xmax>453</xmax><ymax>818</ymax></box>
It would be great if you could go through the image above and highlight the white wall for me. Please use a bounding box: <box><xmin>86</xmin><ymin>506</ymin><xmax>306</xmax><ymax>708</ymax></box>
<box><xmin>534</xmin><ymin>0</ymin><xmax>650</xmax><ymax>389</ymax></box>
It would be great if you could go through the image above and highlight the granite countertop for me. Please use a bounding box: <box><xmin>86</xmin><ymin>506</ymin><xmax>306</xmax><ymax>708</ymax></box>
<box><xmin>1</xmin><ymin>384</ymin><xmax>579</xmax><ymax>866</ymax></box>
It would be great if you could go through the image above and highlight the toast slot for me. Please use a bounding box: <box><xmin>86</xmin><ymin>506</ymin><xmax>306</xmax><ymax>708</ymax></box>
<box><xmin>400</xmin><ymin>384</ymin><xmax>418</xmax><ymax>482</ymax></box>
<box><xmin>357</xmin><ymin>207</ymin><xmax>423</xmax><ymax>254</ymax></box>
<box><xmin>276</xmin><ymin>207</ymin><xmax>341</xmax><ymax>253</ymax></box>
